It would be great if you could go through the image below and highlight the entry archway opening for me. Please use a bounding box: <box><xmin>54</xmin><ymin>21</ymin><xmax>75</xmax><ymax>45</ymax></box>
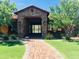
<box><xmin>24</xmin><ymin>17</ymin><xmax>42</xmax><ymax>38</ymax></box>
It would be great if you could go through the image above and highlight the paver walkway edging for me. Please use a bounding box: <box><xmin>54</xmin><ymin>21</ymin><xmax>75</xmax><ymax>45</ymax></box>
<box><xmin>22</xmin><ymin>41</ymin><xmax>27</xmax><ymax>59</ymax></box>
<box><xmin>23</xmin><ymin>39</ymin><xmax>64</xmax><ymax>59</ymax></box>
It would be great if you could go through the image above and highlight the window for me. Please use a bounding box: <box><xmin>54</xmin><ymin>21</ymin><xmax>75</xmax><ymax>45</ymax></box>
<box><xmin>32</xmin><ymin>25</ymin><xmax>41</xmax><ymax>33</ymax></box>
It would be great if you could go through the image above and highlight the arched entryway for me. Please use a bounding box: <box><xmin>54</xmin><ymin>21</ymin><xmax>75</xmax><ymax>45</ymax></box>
<box><xmin>24</xmin><ymin>17</ymin><xmax>42</xmax><ymax>38</ymax></box>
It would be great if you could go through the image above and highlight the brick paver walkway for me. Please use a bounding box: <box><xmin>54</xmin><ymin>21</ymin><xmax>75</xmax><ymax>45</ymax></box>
<box><xmin>23</xmin><ymin>39</ymin><xmax>64</xmax><ymax>59</ymax></box>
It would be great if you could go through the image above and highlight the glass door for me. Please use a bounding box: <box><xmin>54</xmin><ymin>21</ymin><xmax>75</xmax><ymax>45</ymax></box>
<box><xmin>32</xmin><ymin>25</ymin><xmax>41</xmax><ymax>34</ymax></box>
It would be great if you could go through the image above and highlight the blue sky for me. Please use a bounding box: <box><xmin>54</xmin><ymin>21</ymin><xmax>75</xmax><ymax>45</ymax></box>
<box><xmin>10</xmin><ymin>0</ymin><xmax>60</xmax><ymax>12</ymax></box>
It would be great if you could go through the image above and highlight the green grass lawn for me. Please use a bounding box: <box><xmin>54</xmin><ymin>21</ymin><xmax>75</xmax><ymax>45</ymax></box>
<box><xmin>46</xmin><ymin>40</ymin><xmax>79</xmax><ymax>59</ymax></box>
<box><xmin>0</xmin><ymin>41</ymin><xmax>25</xmax><ymax>59</ymax></box>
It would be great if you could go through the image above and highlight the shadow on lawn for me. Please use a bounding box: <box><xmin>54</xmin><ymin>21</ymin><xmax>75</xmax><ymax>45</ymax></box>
<box><xmin>0</xmin><ymin>40</ymin><xmax>24</xmax><ymax>46</ymax></box>
<box><xmin>74</xmin><ymin>41</ymin><xmax>79</xmax><ymax>45</ymax></box>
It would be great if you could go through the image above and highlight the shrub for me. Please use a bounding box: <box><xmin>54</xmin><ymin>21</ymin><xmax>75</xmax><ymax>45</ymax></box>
<box><xmin>65</xmin><ymin>36</ymin><xmax>72</xmax><ymax>41</ymax></box>
<box><xmin>0</xmin><ymin>34</ymin><xmax>3</xmax><ymax>38</ymax></box>
<box><xmin>2</xmin><ymin>34</ymin><xmax>9</xmax><ymax>41</ymax></box>
<box><xmin>45</xmin><ymin>33</ymin><xmax>53</xmax><ymax>40</ymax></box>
<box><xmin>9</xmin><ymin>34</ymin><xmax>17</xmax><ymax>40</ymax></box>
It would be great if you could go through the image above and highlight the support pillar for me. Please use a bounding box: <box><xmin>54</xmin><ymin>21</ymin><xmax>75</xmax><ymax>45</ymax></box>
<box><xmin>41</xmin><ymin>16</ymin><xmax>48</xmax><ymax>38</ymax></box>
<box><xmin>17</xmin><ymin>16</ymin><xmax>24</xmax><ymax>37</ymax></box>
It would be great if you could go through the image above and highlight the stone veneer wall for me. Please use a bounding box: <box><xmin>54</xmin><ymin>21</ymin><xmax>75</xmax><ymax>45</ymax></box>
<box><xmin>16</xmin><ymin>7</ymin><xmax>48</xmax><ymax>38</ymax></box>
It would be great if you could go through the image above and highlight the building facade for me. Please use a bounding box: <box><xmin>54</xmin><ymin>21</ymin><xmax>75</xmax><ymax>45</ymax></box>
<box><xmin>15</xmin><ymin>6</ymin><xmax>49</xmax><ymax>38</ymax></box>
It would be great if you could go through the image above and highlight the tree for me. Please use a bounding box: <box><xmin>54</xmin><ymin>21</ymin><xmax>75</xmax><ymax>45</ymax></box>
<box><xmin>49</xmin><ymin>0</ymin><xmax>79</xmax><ymax>39</ymax></box>
<box><xmin>0</xmin><ymin>0</ymin><xmax>16</xmax><ymax>34</ymax></box>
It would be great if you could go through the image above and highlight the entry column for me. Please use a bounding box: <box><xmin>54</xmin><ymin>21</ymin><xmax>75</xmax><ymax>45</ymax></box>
<box><xmin>17</xmin><ymin>16</ymin><xmax>24</xmax><ymax>37</ymax></box>
<box><xmin>41</xmin><ymin>16</ymin><xmax>48</xmax><ymax>38</ymax></box>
